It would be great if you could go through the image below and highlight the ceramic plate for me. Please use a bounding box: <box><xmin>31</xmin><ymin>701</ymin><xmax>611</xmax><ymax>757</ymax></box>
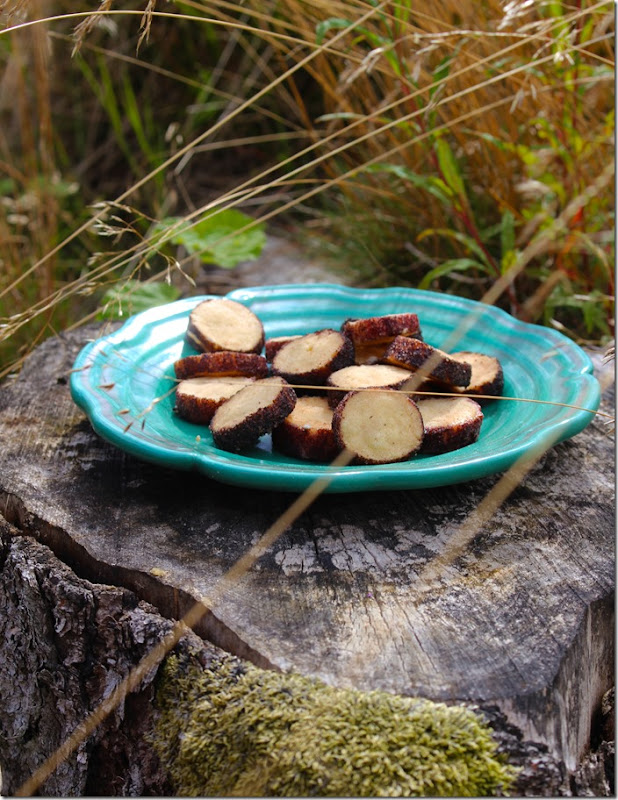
<box><xmin>70</xmin><ymin>284</ymin><xmax>600</xmax><ymax>493</ymax></box>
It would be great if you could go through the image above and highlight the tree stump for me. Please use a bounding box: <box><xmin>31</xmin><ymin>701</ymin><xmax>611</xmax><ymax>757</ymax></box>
<box><xmin>0</xmin><ymin>319</ymin><xmax>614</xmax><ymax>795</ymax></box>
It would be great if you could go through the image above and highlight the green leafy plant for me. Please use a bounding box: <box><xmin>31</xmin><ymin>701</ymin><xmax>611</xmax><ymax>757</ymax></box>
<box><xmin>97</xmin><ymin>279</ymin><xmax>181</xmax><ymax>320</ymax></box>
<box><xmin>93</xmin><ymin>207</ymin><xmax>266</xmax><ymax>320</ymax></box>
<box><xmin>154</xmin><ymin>208</ymin><xmax>267</xmax><ymax>268</ymax></box>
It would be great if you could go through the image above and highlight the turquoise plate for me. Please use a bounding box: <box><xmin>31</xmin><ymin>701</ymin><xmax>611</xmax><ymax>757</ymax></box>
<box><xmin>70</xmin><ymin>284</ymin><xmax>601</xmax><ymax>493</ymax></box>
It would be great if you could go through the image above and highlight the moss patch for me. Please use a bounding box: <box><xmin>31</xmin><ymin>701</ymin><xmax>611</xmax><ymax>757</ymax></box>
<box><xmin>153</xmin><ymin>651</ymin><xmax>517</xmax><ymax>797</ymax></box>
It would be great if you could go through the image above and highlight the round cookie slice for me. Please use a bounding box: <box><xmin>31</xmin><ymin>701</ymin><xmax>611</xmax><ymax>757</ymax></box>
<box><xmin>449</xmin><ymin>352</ymin><xmax>504</xmax><ymax>400</ymax></box>
<box><xmin>382</xmin><ymin>336</ymin><xmax>472</xmax><ymax>388</ymax></box>
<box><xmin>187</xmin><ymin>298</ymin><xmax>264</xmax><ymax>354</ymax></box>
<box><xmin>342</xmin><ymin>313</ymin><xmax>422</xmax><ymax>344</ymax></box>
<box><xmin>264</xmin><ymin>335</ymin><xmax>303</xmax><ymax>362</ymax></box>
<box><xmin>272</xmin><ymin>396</ymin><xmax>339</xmax><ymax>462</ymax></box>
<box><xmin>332</xmin><ymin>389</ymin><xmax>424</xmax><ymax>465</ymax></box>
<box><xmin>325</xmin><ymin>363</ymin><xmax>414</xmax><ymax>407</ymax></box>
<box><xmin>174</xmin><ymin>376</ymin><xmax>255</xmax><ymax>425</ymax></box>
<box><xmin>210</xmin><ymin>376</ymin><xmax>297</xmax><ymax>453</ymax></box>
<box><xmin>272</xmin><ymin>329</ymin><xmax>354</xmax><ymax>387</ymax></box>
<box><xmin>174</xmin><ymin>351</ymin><xmax>268</xmax><ymax>380</ymax></box>
<box><xmin>416</xmin><ymin>396</ymin><xmax>483</xmax><ymax>454</ymax></box>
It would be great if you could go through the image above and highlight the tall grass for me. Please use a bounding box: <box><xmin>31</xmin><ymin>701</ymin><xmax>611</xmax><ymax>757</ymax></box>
<box><xmin>0</xmin><ymin>0</ymin><xmax>614</xmax><ymax>378</ymax></box>
<box><xmin>237</xmin><ymin>0</ymin><xmax>614</xmax><ymax>336</ymax></box>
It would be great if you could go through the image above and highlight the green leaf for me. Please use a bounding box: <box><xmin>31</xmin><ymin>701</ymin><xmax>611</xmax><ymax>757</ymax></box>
<box><xmin>417</xmin><ymin>227</ymin><xmax>493</xmax><ymax>269</ymax></box>
<box><xmin>500</xmin><ymin>210</ymin><xmax>515</xmax><ymax>259</ymax></box>
<box><xmin>466</xmin><ymin>130</ymin><xmax>540</xmax><ymax>166</ymax></box>
<box><xmin>316</xmin><ymin>18</ymin><xmax>350</xmax><ymax>45</ymax></box>
<box><xmin>581</xmin><ymin>299</ymin><xmax>608</xmax><ymax>335</ymax></box>
<box><xmin>434</xmin><ymin>137</ymin><xmax>467</xmax><ymax>204</ymax></box>
<box><xmin>122</xmin><ymin>72</ymin><xmax>157</xmax><ymax>167</ymax></box>
<box><xmin>365</xmin><ymin>163</ymin><xmax>454</xmax><ymax>205</ymax></box>
<box><xmin>430</xmin><ymin>55</ymin><xmax>451</xmax><ymax>99</ymax></box>
<box><xmin>546</xmin><ymin>288</ymin><xmax>612</xmax><ymax>337</ymax></box>
<box><xmin>156</xmin><ymin>209</ymin><xmax>266</xmax><ymax>268</ymax></box>
<box><xmin>0</xmin><ymin>178</ymin><xmax>16</xmax><ymax>195</ymax></box>
<box><xmin>418</xmin><ymin>258</ymin><xmax>491</xmax><ymax>290</ymax></box>
<box><xmin>470</xmin><ymin>130</ymin><xmax>511</xmax><ymax>151</ymax></box>
<box><xmin>97</xmin><ymin>280</ymin><xmax>181</xmax><ymax>320</ymax></box>
<box><xmin>315</xmin><ymin>17</ymin><xmax>386</xmax><ymax>52</ymax></box>
<box><xmin>572</xmin><ymin>231</ymin><xmax>611</xmax><ymax>275</ymax></box>
<box><xmin>500</xmin><ymin>248</ymin><xmax>520</xmax><ymax>275</ymax></box>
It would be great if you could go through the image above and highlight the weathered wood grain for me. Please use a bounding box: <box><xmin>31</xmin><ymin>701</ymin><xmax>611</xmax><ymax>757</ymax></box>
<box><xmin>0</xmin><ymin>324</ymin><xmax>614</xmax><ymax>782</ymax></box>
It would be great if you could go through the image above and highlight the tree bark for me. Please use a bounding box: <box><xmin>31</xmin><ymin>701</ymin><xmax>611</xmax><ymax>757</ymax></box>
<box><xmin>0</xmin><ymin>516</ymin><xmax>177</xmax><ymax>795</ymax></box>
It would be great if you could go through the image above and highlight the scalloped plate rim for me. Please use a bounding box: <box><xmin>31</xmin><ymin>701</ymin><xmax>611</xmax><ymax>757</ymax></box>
<box><xmin>70</xmin><ymin>283</ymin><xmax>600</xmax><ymax>493</ymax></box>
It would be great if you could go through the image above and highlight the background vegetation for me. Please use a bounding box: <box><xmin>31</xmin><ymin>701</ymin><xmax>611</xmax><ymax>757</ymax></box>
<box><xmin>0</xmin><ymin>0</ymin><xmax>614</xmax><ymax>377</ymax></box>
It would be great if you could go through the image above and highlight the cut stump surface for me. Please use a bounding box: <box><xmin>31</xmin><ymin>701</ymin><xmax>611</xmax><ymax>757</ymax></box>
<box><xmin>0</xmin><ymin>321</ymin><xmax>614</xmax><ymax>790</ymax></box>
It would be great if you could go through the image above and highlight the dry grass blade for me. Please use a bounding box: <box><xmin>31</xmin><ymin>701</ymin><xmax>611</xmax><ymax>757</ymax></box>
<box><xmin>72</xmin><ymin>0</ymin><xmax>114</xmax><ymax>54</ymax></box>
<box><xmin>137</xmin><ymin>0</ymin><xmax>156</xmax><ymax>51</ymax></box>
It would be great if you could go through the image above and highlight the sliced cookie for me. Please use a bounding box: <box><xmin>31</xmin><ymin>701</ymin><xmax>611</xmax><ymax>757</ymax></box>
<box><xmin>449</xmin><ymin>352</ymin><xmax>504</xmax><ymax>400</ymax></box>
<box><xmin>187</xmin><ymin>297</ymin><xmax>264</xmax><ymax>354</ymax></box>
<box><xmin>174</xmin><ymin>351</ymin><xmax>268</xmax><ymax>380</ymax></box>
<box><xmin>264</xmin><ymin>335</ymin><xmax>303</xmax><ymax>362</ymax></box>
<box><xmin>382</xmin><ymin>336</ymin><xmax>471</xmax><ymax>387</ymax></box>
<box><xmin>272</xmin><ymin>395</ymin><xmax>339</xmax><ymax>462</ymax></box>
<box><xmin>332</xmin><ymin>389</ymin><xmax>424</xmax><ymax>465</ymax></box>
<box><xmin>417</xmin><ymin>396</ymin><xmax>483</xmax><ymax>454</ymax></box>
<box><xmin>272</xmin><ymin>329</ymin><xmax>354</xmax><ymax>387</ymax></box>
<box><xmin>209</xmin><ymin>376</ymin><xmax>297</xmax><ymax>452</ymax></box>
<box><xmin>342</xmin><ymin>313</ymin><xmax>422</xmax><ymax>344</ymax></box>
<box><xmin>325</xmin><ymin>363</ymin><xmax>414</xmax><ymax>407</ymax></box>
<box><xmin>174</xmin><ymin>376</ymin><xmax>255</xmax><ymax>425</ymax></box>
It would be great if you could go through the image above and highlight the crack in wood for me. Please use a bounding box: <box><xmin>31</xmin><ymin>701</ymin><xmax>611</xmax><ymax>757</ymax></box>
<box><xmin>0</xmin><ymin>493</ymin><xmax>277</xmax><ymax>672</ymax></box>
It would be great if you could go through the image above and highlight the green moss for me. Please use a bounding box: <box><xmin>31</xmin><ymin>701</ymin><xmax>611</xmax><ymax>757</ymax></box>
<box><xmin>153</xmin><ymin>651</ymin><xmax>517</xmax><ymax>797</ymax></box>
